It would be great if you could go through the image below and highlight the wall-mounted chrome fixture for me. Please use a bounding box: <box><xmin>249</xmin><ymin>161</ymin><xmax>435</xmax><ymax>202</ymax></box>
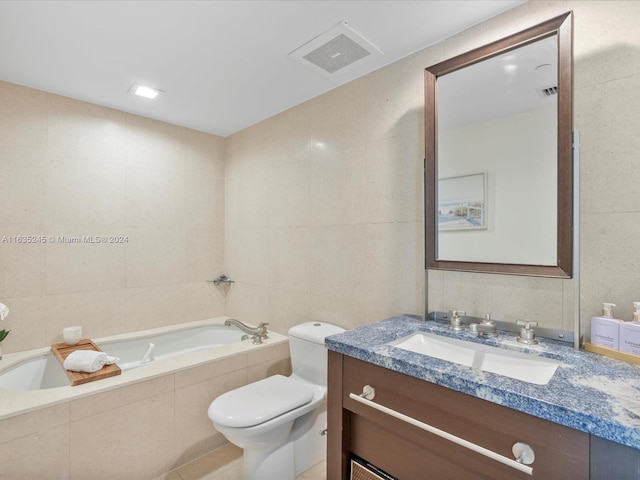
<box><xmin>0</xmin><ymin>302</ymin><xmax>10</xmax><ymax>360</ymax></box>
<box><xmin>207</xmin><ymin>275</ymin><xmax>235</xmax><ymax>286</ymax></box>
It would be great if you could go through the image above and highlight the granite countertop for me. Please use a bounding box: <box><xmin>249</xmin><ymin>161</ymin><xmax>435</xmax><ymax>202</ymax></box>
<box><xmin>325</xmin><ymin>314</ymin><xmax>640</xmax><ymax>450</ymax></box>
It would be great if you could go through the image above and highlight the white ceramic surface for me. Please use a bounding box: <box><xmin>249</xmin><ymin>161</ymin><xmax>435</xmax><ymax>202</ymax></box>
<box><xmin>390</xmin><ymin>332</ymin><xmax>561</xmax><ymax>385</ymax></box>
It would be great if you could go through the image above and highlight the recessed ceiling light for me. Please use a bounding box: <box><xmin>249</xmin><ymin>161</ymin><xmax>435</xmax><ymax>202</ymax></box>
<box><xmin>128</xmin><ymin>83</ymin><xmax>164</xmax><ymax>100</ymax></box>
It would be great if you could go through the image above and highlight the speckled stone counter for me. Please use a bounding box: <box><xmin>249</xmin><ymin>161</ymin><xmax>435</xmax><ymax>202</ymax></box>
<box><xmin>325</xmin><ymin>314</ymin><xmax>640</xmax><ymax>450</ymax></box>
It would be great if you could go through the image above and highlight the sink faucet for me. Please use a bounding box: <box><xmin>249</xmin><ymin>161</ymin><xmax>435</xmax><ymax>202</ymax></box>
<box><xmin>224</xmin><ymin>318</ymin><xmax>269</xmax><ymax>344</ymax></box>
<box><xmin>470</xmin><ymin>314</ymin><xmax>497</xmax><ymax>338</ymax></box>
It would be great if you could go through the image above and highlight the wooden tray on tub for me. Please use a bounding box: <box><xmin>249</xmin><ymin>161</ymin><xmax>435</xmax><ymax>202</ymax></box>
<box><xmin>51</xmin><ymin>339</ymin><xmax>121</xmax><ymax>386</ymax></box>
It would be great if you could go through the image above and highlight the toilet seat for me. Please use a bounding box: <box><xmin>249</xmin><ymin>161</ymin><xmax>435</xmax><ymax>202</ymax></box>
<box><xmin>210</xmin><ymin>375</ymin><xmax>315</xmax><ymax>428</ymax></box>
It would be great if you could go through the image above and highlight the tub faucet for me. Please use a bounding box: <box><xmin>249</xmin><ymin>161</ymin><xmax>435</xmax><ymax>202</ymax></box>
<box><xmin>224</xmin><ymin>319</ymin><xmax>269</xmax><ymax>344</ymax></box>
<box><xmin>141</xmin><ymin>343</ymin><xmax>155</xmax><ymax>364</ymax></box>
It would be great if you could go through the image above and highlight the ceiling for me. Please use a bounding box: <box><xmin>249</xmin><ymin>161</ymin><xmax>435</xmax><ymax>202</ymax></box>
<box><xmin>438</xmin><ymin>35</ymin><xmax>557</xmax><ymax>130</ymax></box>
<box><xmin>0</xmin><ymin>0</ymin><xmax>526</xmax><ymax>137</ymax></box>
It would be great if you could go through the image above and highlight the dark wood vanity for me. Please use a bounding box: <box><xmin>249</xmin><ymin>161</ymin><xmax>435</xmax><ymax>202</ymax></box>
<box><xmin>327</xmin><ymin>351</ymin><xmax>640</xmax><ymax>480</ymax></box>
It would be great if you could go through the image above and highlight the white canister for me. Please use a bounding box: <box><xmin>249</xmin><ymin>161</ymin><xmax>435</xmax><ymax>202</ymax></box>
<box><xmin>63</xmin><ymin>326</ymin><xmax>83</xmax><ymax>346</ymax></box>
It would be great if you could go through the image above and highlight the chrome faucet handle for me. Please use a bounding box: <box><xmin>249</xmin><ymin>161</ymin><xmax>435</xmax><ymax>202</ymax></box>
<box><xmin>480</xmin><ymin>313</ymin><xmax>495</xmax><ymax>327</ymax></box>
<box><xmin>258</xmin><ymin>322</ymin><xmax>269</xmax><ymax>339</ymax></box>
<box><xmin>448</xmin><ymin>310</ymin><xmax>466</xmax><ymax>332</ymax></box>
<box><xmin>249</xmin><ymin>322</ymin><xmax>269</xmax><ymax>344</ymax></box>
<box><xmin>516</xmin><ymin>320</ymin><xmax>539</xmax><ymax>345</ymax></box>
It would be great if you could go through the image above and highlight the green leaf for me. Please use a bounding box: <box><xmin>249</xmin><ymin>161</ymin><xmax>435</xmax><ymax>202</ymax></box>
<box><xmin>0</xmin><ymin>329</ymin><xmax>10</xmax><ymax>342</ymax></box>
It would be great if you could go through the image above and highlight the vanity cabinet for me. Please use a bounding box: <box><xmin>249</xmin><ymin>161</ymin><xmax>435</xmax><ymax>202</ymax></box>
<box><xmin>327</xmin><ymin>351</ymin><xmax>590</xmax><ymax>479</ymax></box>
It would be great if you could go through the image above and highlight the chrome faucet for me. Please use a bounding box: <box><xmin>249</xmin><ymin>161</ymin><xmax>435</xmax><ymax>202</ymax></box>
<box><xmin>470</xmin><ymin>314</ymin><xmax>497</xmax><ymax>338</ymax></box>
<box><xmin>224</xmin><ymin>318</ymin><xmax>269</xmax><ymax>344</ymax></box>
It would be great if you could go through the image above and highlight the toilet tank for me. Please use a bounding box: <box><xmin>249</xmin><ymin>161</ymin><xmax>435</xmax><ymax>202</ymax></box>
<box><xmin>288</xmin><ymin>322</ymin><xmax>345</xmax><ymax>386</ymax></box>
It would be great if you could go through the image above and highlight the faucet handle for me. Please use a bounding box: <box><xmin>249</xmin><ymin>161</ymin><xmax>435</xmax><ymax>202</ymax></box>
<box><xmin>516</xmin><ymin>320</ymin><xmax>538</xmax><ymax>329</ymax></box>
<box><xmin>481</xmin><ymin>313</ymin><xmax>495</xmax><ymax>326</ymax></box>
<box><xmin>516</xmin><ymin>320</ymin><xmax>539</xmax><ymax>345</ymax></box>
<box><xmin>448</xmin><ymin>310</ymin><xmax>466</xmax><ymax>332</ymax></box>
<box><xmin>257</xmin><ymin>322</ymin><xmax>269</xmax><ymax>339</ymax></box>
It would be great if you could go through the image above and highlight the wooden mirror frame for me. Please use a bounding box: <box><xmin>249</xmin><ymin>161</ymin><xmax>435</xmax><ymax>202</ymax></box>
<box><xmin>425</xmin><ymin>12</ymin><xmax>573</xmax><ymax>277</ymax></box>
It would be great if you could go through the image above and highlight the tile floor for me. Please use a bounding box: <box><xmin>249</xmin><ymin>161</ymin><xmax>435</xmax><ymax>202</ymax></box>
<box><xmin>155</xmin><ymin>444</ymin><xmax>326</xmax><ymax>480</ymax></box>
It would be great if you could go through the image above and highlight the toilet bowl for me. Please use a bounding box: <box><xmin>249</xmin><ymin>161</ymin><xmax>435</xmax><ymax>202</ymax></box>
<box><xmin>207</xmin><ymin>321</ymin><xmax>344</xmax><ymax>480</ymax></box>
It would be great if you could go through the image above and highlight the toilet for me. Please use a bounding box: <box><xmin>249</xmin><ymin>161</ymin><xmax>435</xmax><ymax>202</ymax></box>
<box><xmin>207</xmin><ymin>321</ymin><xmax>345</xmax><ymax>480</ymax></box>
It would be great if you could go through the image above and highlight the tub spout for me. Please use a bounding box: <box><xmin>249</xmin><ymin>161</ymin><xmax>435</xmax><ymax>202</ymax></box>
<box><xmin>141</xmin><ymin>343</ymin><xmax>155</xmax><ymax>364</ymax></box>
<box><xmin>224</xmin><ymin>319</ymin><xmax>269</xmax><ymax>344</ymax></box>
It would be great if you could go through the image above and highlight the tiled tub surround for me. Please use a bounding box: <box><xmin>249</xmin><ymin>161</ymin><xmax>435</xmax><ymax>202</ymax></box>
<box><xmin>326</xmin><ymin>315</ymin><xmax>640</xmax><ymax>451</ymax></box>
<box><xmin>0</xmin><ymin>317</ymin><xmax>291</xmax><ymax>479</ymax></box>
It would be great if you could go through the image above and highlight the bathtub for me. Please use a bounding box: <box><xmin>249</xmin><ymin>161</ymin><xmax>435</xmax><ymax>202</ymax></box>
<box><xmin>99</xmin><ymin>324</ymin><xmax>247</xmax><ymax>371</ymax></box>
<box><xmin>0</xmin><ymin>317</ymin><xmax>288</xmax><ymax>419</ymax></box>
<box><xmin>0</xmin><ymin>352</ymin><xmax>70</xmax><ymax>391</ymax></box>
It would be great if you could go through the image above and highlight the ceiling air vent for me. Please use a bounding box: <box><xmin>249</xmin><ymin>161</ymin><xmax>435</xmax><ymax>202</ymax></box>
<box><xmin>289</xmin><ymin>21</ymin><xmax>383</xmax><ymax>76</ymax></box>
<box><xmin>537</xmin><ymin>85</ymin><xmax>558</xmax><ymax>97</ymax></box>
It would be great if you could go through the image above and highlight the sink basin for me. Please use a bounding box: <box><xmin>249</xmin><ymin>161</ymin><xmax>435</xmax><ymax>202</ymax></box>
<box><xmin>389</xmin><ymin>332</ymin><xmax>560</xmax><ymax>385</ymax></box>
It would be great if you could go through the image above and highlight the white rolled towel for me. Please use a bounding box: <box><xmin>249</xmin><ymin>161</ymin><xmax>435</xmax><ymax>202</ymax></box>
<box><xmin>63</xmin><ymin>350</ymin><xmax>119</xmax><ymax>373</ymax></box>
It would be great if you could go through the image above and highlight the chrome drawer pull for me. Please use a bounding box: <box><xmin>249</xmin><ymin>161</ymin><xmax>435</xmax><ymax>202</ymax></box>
<box><xmin>359</xmin><ymin>384</ymin><xmax>376</xmax><ymax>400</ymax></box>
<box><xmin>513</xmin><ymin>442</ymin><xmax>535</xmax><ymax>465</ymax></box>
<box><xmin>349</xmin><ymin>391</ymin><xmax>533</xmax><ymax>475</ymax></box>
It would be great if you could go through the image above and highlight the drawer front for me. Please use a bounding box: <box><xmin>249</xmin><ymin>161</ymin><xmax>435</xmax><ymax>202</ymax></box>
<box><xmin>342</xmin><ymin>356</ymin><xmax>589</xmax><ymax>480</ymax></box>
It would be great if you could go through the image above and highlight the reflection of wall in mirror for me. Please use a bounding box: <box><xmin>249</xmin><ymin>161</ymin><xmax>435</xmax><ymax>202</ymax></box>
<box><xmin>438</xmin><ymin>105</ymin><xmax>557</xmax><ymax>265</ymax></box>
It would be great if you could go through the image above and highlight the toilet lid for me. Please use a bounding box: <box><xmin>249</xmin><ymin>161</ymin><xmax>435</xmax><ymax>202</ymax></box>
<box><xmin>209</xmin><ymin>375</ymin><xmax>315</xmax><ymax>428</ymax></box>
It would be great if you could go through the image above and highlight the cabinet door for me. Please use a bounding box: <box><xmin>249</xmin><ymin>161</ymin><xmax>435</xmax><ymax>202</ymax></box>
<box><xmin>340</xmin><ymin>355</ymin><xmax>589</xmax><ymax>480</ymax></box>
<box><xmin>590</xmin><ymin>435</ymin><xmax>640</xmax><ymax>480</ymax></box>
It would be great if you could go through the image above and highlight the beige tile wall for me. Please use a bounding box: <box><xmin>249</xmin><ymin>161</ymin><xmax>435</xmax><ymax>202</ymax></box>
<box><xmin>1</xmin><ymin>2</ymin><xmax>639</xmax><ymax>475</ymax></box>
<box><xmin>0</xmin><ymin>82</ymin><xmax>226</xmax><ymax>352</ymax></box>
<box><xmin>0</xmin><ymin>342</ymin><xmax>290</xmax><ymax>479</ymax></box>
<box><xmin>0</xmin><ymin>4</ymin><xmax>636</xmax><ymax>345</ymax></box>
<box><xmin>225</xmin><ymin>51</ymin><xmax>428</xmax><ymax>334</ymax></box>
<box><xmin>225</xmin><ymin>1</ymin><xmax>640</xmax><ymax>337</ymax></box>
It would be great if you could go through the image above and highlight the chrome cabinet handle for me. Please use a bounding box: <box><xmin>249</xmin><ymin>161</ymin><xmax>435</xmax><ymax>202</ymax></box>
<box><xmin>359</xmin><ymin>384</ymin><xmax>375</xmax><ymax>400</ymax></box>
<box><xmin>349</xmin><ymin>389</ymin><xmax>534</xmax><ymax>476</ymax></box>
<box><xmin>512</xmin><ymin>442</ymin><xmax>535</xmax><ymax>464</ymax></box>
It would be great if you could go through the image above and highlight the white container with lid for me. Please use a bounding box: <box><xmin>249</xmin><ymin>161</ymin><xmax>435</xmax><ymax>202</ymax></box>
<box><xmin>620</xmin><ymin>302</ymin><xmax>640</xmax><ymax>355</ymax></box>
<box><xmin>590</xmin><ymin>302</ymin><xmax>621</xmax><ymax>350</ymax></box>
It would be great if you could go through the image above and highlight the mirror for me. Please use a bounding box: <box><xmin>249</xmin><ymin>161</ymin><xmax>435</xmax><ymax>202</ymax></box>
<box><xmin>425</xmin><ymin>12</ymin><xmax>573</xmax><ymax>277</ymax></box>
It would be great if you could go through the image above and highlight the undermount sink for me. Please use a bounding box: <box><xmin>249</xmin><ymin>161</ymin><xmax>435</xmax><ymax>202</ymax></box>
<box><xmin>388</xmin><ymin>332</ymin><xmax>561</xmax><ymax>385</ymax></box>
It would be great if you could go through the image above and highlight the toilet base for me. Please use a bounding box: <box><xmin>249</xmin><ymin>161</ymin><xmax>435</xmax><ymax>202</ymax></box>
<box><xmin>294</xmin><ymin>407</ymin><xmax>326</xmax><ymax>476</ymax></box>
<box><xmin>242</xmin><ymin>440</ymin><xmax>295</xmax><ymax>480</ymax></box>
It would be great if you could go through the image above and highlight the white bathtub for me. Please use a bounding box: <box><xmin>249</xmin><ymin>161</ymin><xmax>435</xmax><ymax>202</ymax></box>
<box><xmin>98</xmin><ymin>324</ymin><xmax>246</xmax><ymax>371</ymax></box>
<box><xmin>0</xmin><ymin>323</ymin><xmax>248</xmax><ymax>391</ymax></box>
<box><xmin>0</xmin><ymin>317</ymin><xmax>288</xmax><ymax>419</ymax></box>
<box><xmin>0</xmin><ymin>353</ymin><xmax>70</xmax><ymax>391</ymax></box>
